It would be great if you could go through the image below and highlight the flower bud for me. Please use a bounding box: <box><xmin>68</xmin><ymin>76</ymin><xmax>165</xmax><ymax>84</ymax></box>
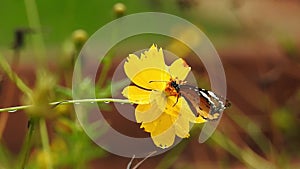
<box><xmin>113</xmin><ymin>3</ymin><xmax>126</xmax><ymax>18</ymax></box>
<box><xmin>72</xmin><ymin>29</ymin><xmax>88</xmax><ymax>48</ymax></box>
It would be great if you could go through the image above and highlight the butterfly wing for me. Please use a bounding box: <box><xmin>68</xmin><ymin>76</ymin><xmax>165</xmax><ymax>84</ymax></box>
<box><xmin>180</xmin><ymin>85</ymin><xmax>229</xmax><ymax>120</ymax></box>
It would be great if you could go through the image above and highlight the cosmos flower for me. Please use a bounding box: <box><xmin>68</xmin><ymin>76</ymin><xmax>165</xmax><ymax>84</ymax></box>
<box><xmin>122</xmin><ymin>44</ymin><xmax>206</xmax><ymax>148</ymax></box>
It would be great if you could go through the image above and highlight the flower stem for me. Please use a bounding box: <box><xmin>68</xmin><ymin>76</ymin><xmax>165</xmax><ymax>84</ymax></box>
<box><xmin>96</xmin><ymin>55</ymin><xmax>112</xmax><ymax>87</ymax></box>
<box><xmin>211</xmin><ymin>130</ymin><xmax>276</xmax><ymax>169</ymax></box>
<box><xmin>0</xmin><ymin>98</ymin><xmax>135</xmax><ymax>113</ymax></box>
<box><xmin>19</xmin><ymin>119</ymin><xmax>36</xmax><ymax>169</ymax></box>
<box><xmin>24</xmin><ymin>0</ymin><xmax>46</xmax><ymax>64</ymax></box>
<box><xmin>0</xmin><ymin>53</ymin><xmax>32</xmax><ymax>99</ymax></box>
<box><xmin>39</xmin><ymin>118</ymin><xmax>53</xmax><ymax>169</ymax></box>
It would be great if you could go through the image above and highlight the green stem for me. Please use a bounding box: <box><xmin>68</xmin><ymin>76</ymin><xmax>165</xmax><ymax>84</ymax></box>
<box><xmin>227</xmin><ymin>109</ymin><xmax>272</xmax><ymax>155</ymax></box>
<box><xmin>0</xmin><ymin>53</ymin><xmax>32</xmax><ymax>99</ymax></box>
<box><xmin>0</xmin><ymin>98</ymin><xmax>135</xmax><ymax>113</ymax></box>
<box><xmin>97</xmin><ymin>56</ymin><xmax>112</xmax><ymax>87</ymax></box>
<box><xmin>19</xmin><ymin>119</ymin><xmax>36</xmax><ymax>169</ymax></box>
<box><xmin>39</xmin><ymin>118</ymin><xmax>53</xmax><ymax>169</ymax></box>
<box><xmin>211</xmin><ymin>130</ymin><xmax>276</xmax><ymax>169</ymax></box>
<box><xmin>24</xmin><ymin>0</ymin><xmax>46</xmax><ymax>64</ymax></box>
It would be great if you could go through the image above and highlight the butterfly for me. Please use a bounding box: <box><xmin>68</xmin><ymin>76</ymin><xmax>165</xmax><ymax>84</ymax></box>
<box><xmin>162</xmin><ymin>78</ymin><xmax>231</xmax><ymax>120</ymax></box>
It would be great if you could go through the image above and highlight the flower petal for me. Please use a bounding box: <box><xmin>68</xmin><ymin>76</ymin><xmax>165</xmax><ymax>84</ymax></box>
<box><xmin>122</xmin><ymin>86</ymin><xmax>151</xmax><ymax>104</ymax></box>
<box><xmin>164</xmin><ymin>96</ymin><xmax>182</xmax><ymax>117</ymax></box>
<box><xmin>174</xmin><ymin>114</ymin><xmax>190</xmax><ymax>138</ymax></box>
<box><xmin>124</xmin><ymin>45</ymin><xmax>170</xmax><ymax>90</ymax></box>
<box><xmin>130</xmin><ymin>68</ymin><xmax>170</xmax><ymax>90</ymax></box>
<box><xmin>180</xmin><ymin>98</ymin><xmax>198</xmax><ymax>122</ymax></box>
<box><xmin>135</xmin><ymin>101</ymin><xmax>165</xmax><ymax>123</ymax></box>
<box><xmin>180</xmin><ymin>97</ymin><xmax>207</xmax><ymax>123</ymax></box>
<box><xmin>142</xmin><ymin>112</ymin><xmax>176</xmax><ymax>148</ymax></box>
<box><xmin>194</xmin><ymin>116</ymin><xmax>207</xmax><ymax>123</ymax></box>
<box><xmin>151</xmin><ymin>126</ymin><xmax>175</xmax><ymax>149</ymax></box>
<box><xmin>174</xmin><ymin>98</ymin><xmax>196</xmax><ymax>138</ymax></box>
<box><xmin>141</xmin><ymin>112</ymin><xmax>175</xmax><ymax>136</ymax></box>
<box><xmin>135</xmin><ymin>90</ymin><xmax>168</xmax><ymax>124</ymax></box>
<box><xmin>169</xmin><ymin>58</ymin><xmax>191</xmax><ymax>80</ymax></box>
<box><xmin>149</xmin><ymin>91</ymin><xmax>167</xmax><ymax>112</ymax></box>
<box><xmin>140</xmin><ymin>120</ymin><xmax>157</xmax><ymax>133</ymax></box>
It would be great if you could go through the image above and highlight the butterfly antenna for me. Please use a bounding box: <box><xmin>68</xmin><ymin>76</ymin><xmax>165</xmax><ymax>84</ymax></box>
<box><xmin>148</xmin><ymin>80</ymin><xmax>168</xmax><ymax>83</ymax></box>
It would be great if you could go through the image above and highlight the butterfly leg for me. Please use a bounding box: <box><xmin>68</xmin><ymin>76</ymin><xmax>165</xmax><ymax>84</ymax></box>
<box><xmin>172</xmin><ymin>93</ymin><xmax>181</xmax><ymax>107</ymax></box>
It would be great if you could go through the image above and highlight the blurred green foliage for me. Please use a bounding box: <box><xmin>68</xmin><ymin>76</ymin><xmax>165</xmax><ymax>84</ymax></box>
<box><xmin>0</xmin><ymin>0</ymin><xmax>240</xmax><ymax>49</ymax></box>
<box><xmin>0</xmin><ymin>0</ymin><xmax>178</xmax><ymax>47</ymax></box>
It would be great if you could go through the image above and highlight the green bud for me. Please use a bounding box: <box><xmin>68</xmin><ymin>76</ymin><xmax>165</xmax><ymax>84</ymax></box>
<box><xmin>113</xmin><ymin>3</ymin><xmax>126</xmax><ymax>17</ymax></box>
<box><xmin>72</xmin><ymin>29</ymin><xmax>88</xmax><ymax>49</ymax></box>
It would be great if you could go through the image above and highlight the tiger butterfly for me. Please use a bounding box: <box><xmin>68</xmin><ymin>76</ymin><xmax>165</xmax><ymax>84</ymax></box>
<box><xmin>164</xmin><ymin>78</ymin><xmax>231</xmax><ymax>120</ymax></box>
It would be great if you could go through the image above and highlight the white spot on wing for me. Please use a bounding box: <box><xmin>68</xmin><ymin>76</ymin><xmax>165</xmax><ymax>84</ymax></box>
<box><xmin>199</xmin><ymin>91</ymin><xmax>213</xmax><ymax>105</ymax></box>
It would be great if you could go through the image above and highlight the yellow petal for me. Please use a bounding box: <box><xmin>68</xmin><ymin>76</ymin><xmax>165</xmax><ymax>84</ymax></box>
<box><xmin>149</xmin><ymin>91</ymin><xmax>167</xmax><ymax>112</ymax></box>
<box><xmin>135</xmin><ymin>104</ymin><xmax>151</xmax><ymax>112</ymax></box>
<box><xmin>140</xmin><ymin>112</ymin><xmax>176</xmax><ymax>136</ymax></box>
<box><xmin>135</xmin><ymin>101</ymin><xmax>165</xmax><ymax>123</ymax></box>
<box><xmin>194</xmin><ymin>116</ymin><xmax>207</xmax><ymax>123</ymax></box>
<box><xmin>136</xmin><ymin>90</ymin><xmax>168</xmax><ymax>126</ymax></box>
<box><xmin>180</xmin><ymin>98</ymin><xmax>198</xmax><ymax>122</ymax></box>
<box><xmin>151</xmin><ymin>126</ymin><xmax>175</xmax><ymax>149</ymax></box>
<box><xmin>174</xmin><ymin>113</ymin><xmax>190</xmax><ymax>138</ymax></box>
<box><xmin>169</xmin><ymin>58</ymin><xmax>191</xmax><ymax>80</ymax></box>
<box><xmin>150</xmin><ymin>113</ymin><xmax>176</xmax><ymax>136</ymax></box>
<box><xmin>124</xmin><ymin>45</ymin><xmax>170</xmax><ymax>90</ymax></box>
<box><xmin>130</xmin><ymin>68</ymin><xmax>170</xmax><ymax>91</ymax></box>
<box><xmin>122</xmin><ymin>86</ymin><xmax>151</xmax><ymax>104</ymax></box>
<box><xmin>146</xmin><ymin>112</ymin><xmax>176</xmax><ymax>148</ymax></box>
<box><xmin>164</xmin><ymin>96</ymin><xmax>182</xmax><ymax>117</ymax></box>
<box><xmin>174</xmin><ymin>98</ymin><xmax>196</xmax><ymax>138</ymax></box>
<box><xmin>140</xmin><ymin>120</ymin><xmax>157</xmax><ymax>133</ymax></box>
<box><xmin>180</xmin><ymin>98</ymin><xmax>206</xmax><ymax>123</ymax></box>
<box><xmin>139</xmin><ymin>97</ymin><xmax>196</xmax><ymax>148</ymax></box>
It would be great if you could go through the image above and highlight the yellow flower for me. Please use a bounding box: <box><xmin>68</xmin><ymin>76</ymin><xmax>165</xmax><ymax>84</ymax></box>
<box><xmin>122</xmin><ymin>44</ymin><xmax>206</xmax><ymax>149</ymax></box>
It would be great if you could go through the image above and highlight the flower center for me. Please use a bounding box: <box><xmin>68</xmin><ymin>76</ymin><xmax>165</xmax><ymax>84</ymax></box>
<box><xmin>164</xmin><ymin>79</ymin><xmax>180</xmax><ymax>97</ymax></box>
